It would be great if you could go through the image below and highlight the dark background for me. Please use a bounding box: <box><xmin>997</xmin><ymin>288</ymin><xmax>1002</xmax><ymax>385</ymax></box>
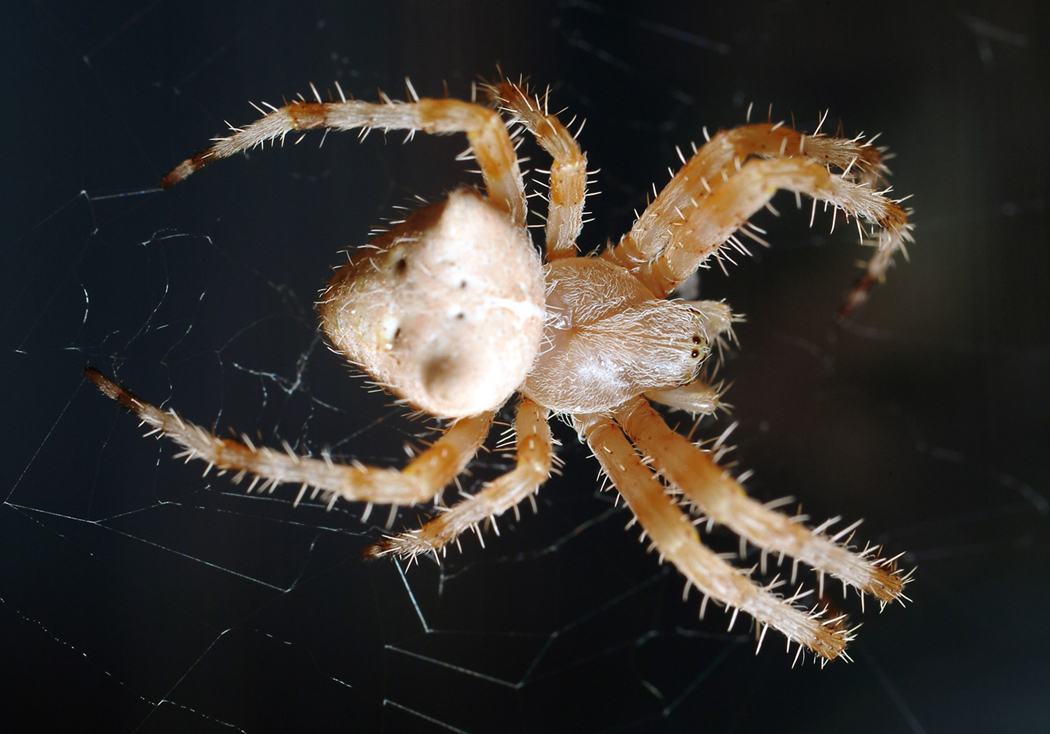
<box><xmin>3</xmin><ymin>1</ymin><xmax>1047</xmax><ymax>732</ymax></box>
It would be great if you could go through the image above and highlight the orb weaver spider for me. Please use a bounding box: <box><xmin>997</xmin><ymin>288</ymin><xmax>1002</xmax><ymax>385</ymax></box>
<box><xmin>88</xmin><ymin>78</ymin><xmax>912</xmax><ymax>662</ymax></box>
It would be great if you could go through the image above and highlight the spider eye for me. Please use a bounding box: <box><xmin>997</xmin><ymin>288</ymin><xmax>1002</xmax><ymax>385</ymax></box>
<box><xmin>689</xmin><ymin>338</ymin><xmax>711</xmax><ymax>362</ymax></box>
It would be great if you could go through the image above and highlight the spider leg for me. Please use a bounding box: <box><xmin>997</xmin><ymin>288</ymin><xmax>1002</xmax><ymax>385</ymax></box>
<box><xmin>85</xmin><ymin>368</ymin><xmax>491</xmax><ymax>508</ymax></box>
<box><xmin>486</xmin><ymin>80</ymin><xmax>587</xmax><ymax>260</ymax></box>
<box><xmin>615</xmin><ymin>124</ymin><xmax>885</xmax><ymax>264</ymax></box>
<box><xmin>364</xmin><ymin>398</ymin><xmax>553</xmax><ymax>560</ymax></box>
<box><xmin>574</xmin><ymin>410</ymin><xmax>853</xmax><ymax>661</ymax></box>
<box><xmin>603</xmin><ymin>123</ymin><xmax>911</xmax><ymax>310</ymax></box>
<box><xmin>619</xmin><ymin>156</ymin><xmax>909</xmax><ymax>299</ymax></box>
<box><xmin>162</xmin><ymin>92</ymin><xmax>527</xmax><ymax>227</ymax></box>
<box><xmin>614</xmin><ymin>397</ymin><xmax>907</xmax><ymax>604</ymax></box>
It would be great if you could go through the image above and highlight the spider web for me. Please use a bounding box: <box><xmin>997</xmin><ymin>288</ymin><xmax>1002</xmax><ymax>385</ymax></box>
<box><xmin>4</xmin><ymin>1</ymin><xmax>1049</xmax><ymax>732</ymax></box>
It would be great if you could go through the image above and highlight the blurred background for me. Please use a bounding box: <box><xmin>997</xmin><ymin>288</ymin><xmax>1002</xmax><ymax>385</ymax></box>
<box><xmin>2</xmin><ymin>1</ymin><xmax>1047</xmax><ymax>731</ymax></box>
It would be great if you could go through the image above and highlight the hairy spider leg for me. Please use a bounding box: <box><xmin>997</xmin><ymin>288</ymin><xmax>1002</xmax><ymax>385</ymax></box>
<box><xmin>603</xmin><ymin>123</ymin><xmax>910</xmax><ymax>311</ymax></box>
<box><xmin>486</xmin><ymin>81</ymin><xmax>588</xmax><ymax>260</ymax></box>
<box><xmin>85</xmin><ymin>368</ymin><xmax>493</xmax><ymax>509</ymax></box>
<box><xmin>634</xmin><ymin>157</ymin><xmax>908</xmax><ymax>299</ymax></box>
<box><xmin>615</xmin><ymin>397</ymin><xmax>907</xmax><ymax>603</ymax></box>
<box><xmin>575</xmin><ymin>411</ymin><xmax>853</xmax><ymax>661</ymax></box>
<box><xmin>610</xmin><ymin>123</ymin><xmax>889</xmax><ymax>268</ymax></box>
<box><xmin>364</xmin><ymin>398</ymin><xmax>554</xmax><ymax>559</ymax></box>
<box><xmin>161</xmin><ymin>93</ymin><xmax>528</xmax><ymax>228</ymax></box>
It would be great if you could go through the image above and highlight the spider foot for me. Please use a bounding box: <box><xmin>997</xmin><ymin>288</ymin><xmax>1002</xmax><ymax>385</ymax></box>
<box><xmin>361</xmin><ymin>525</ymin><xmax>447</xmax><ymax>562</ymax></box>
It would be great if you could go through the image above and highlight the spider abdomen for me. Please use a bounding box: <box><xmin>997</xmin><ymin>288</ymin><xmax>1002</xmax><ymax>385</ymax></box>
<box><xmin>318</xmin><ymin>188</ymin><xmax>546</xmax><ymax>418</ymax></box>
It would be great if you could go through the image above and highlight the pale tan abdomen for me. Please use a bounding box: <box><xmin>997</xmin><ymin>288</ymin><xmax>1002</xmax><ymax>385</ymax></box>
<box><xmin>318</xmin><ymin>189</ymin><xmax>546</xmax><ymax>418</ymax></box>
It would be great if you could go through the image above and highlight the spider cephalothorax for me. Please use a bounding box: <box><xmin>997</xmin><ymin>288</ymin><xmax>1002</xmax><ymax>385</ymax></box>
<box><xmin>89</xmin><ymin>79</ymin><xmax>912</xmax><ymax>662</ymax></box>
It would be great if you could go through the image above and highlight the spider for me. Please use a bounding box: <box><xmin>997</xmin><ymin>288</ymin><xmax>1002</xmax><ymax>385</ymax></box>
<box><xmin>87</xmin><ymin>78</ymin><xmax>912</xmax><ymax>662</ymax></box>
